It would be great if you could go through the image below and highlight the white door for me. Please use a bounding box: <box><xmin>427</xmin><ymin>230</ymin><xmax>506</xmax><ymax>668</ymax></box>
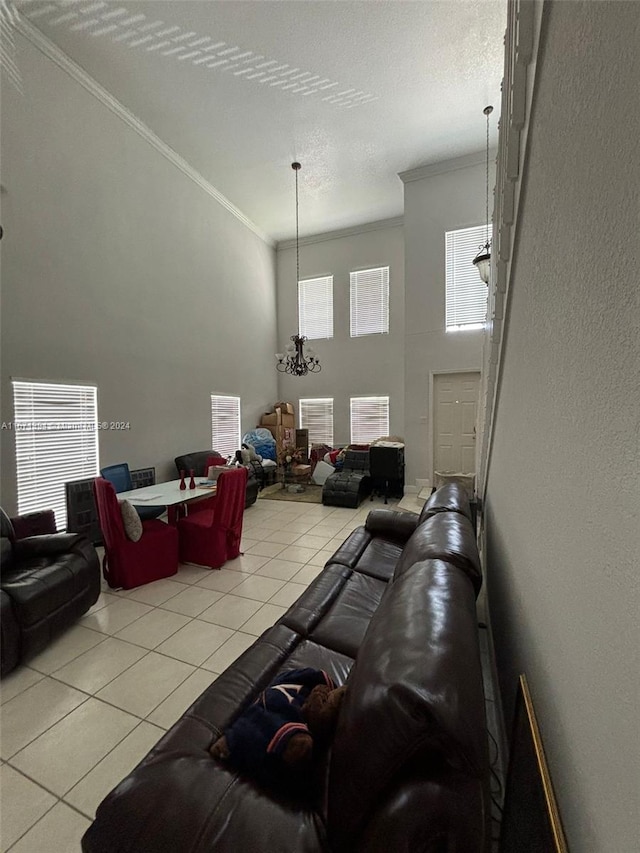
<box><xmin>433</xmin><ymin>372</ymin><xmax>480</xmax><ymax>476</ymax></box>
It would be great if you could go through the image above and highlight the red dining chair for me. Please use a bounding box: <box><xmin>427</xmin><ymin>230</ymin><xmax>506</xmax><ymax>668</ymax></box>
<box><xmin>93</xmin><ymin>478</ymin><xmax>178</xmax><ymax>589</ymax></box>
<box><xmin>177</xmin><ymin>467</ymin><xmax>247</xmax><ymax>569</ymax></box>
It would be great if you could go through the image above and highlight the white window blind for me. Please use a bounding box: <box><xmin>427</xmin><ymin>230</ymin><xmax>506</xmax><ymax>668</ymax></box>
<box><xmin>350</xmin><ymin>396</ymin><xmax>389</xmax><ymax>444</ymax></box>
<box><xmin>12</xmin><ymin>380</ymin><xmax>99</xmax><ymax>530</ymax></box>
<box><xmin>350</xmin><ymin>266</ymin><xmax>389</xmax><ymax>337</ymax></box>
<box><xmin>298</xmin><ymin>276</ymin><xmax>333</xmax><ymax>340</ymax></box>
<box><xmin>211</xmin><ymin>395</ymin><xmax>241</xmax><ymax>456</ymax></box>
<box><xmin>299</xmin><ymin>398</ymin><xmax>334</xmax><ymax>446</ymax></box>
<box><xmin>445</xmin><ymin>225</ymin><xmax>491</xmax><ymax>331</ymax></box>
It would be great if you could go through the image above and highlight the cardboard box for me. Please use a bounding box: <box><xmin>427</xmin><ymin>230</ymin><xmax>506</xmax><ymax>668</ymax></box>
<box><xmin>260</xmin><ymin>410</ymin><xmax>295</xmax><ymax>429</ymax></box>
<box><xmin>275</xmin><ymin>401</ymin><xmax>295</xmax><ymax>415</ymax></box>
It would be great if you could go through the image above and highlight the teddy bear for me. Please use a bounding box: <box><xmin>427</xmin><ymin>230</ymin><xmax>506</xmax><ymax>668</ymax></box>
<box><xmin>210</xmin><ymin>668</ymin><xmax>346</xmax><ymax>786</ymax></box>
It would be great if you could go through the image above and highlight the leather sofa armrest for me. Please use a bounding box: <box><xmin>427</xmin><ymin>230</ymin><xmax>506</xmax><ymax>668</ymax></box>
<box><xmin>14</xmin><ymin>532</ymin><xmax>89</xmax><ymax>559</ymax></box>
<box><xmin>10</xmin><ymin>510</ymin><xmax>57</xmax><ymax>538</ymax></box>
<box><xmin>365</xmin><ymin>509</ymin><xmax>419</xmax><ymax>543</ymax></box>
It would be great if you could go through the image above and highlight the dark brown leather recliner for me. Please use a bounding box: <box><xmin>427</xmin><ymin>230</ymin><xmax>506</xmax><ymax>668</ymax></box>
<box><xmin>174</xmin><ymin>450</ymin><xmax>259</xmax><ymax>508</ymax></box>
<box><xmin>82</xmin><ymin>485</ymin><xmax>490</xmax><ymax>852</ymax></box>
<box><xmin>0</xmin><ymin>507</ymin><xmax>100</xmax><ymax>677</ymax></box>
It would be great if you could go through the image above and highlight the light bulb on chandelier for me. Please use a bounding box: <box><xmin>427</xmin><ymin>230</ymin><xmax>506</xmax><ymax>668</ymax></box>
<box><xmin>275</xmin><ymin>162</ymin><xmax>322</xmax><ymax>377</ymax></box>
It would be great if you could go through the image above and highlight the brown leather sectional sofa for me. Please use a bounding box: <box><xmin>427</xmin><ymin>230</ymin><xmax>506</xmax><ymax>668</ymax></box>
<box><xmin>82</xmin><ymin>483</ymin><xmax>490</xmax><ymax>852</ymax></box>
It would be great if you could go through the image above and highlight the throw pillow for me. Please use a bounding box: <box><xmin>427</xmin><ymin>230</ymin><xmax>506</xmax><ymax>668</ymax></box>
<box><xmin>120</xmin><ymin>499</ymin><xmax>143</xmax><ymax>542</ymax></box>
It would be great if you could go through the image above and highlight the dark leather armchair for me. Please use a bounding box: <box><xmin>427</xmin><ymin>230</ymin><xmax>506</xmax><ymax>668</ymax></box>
<box><xmin>322</xmin><ymin>449</ymin><xmax>372</xmax><ymax>507</ymax></box>
<box><xmin>174</xmin><ymin>450</ymin><xmax>259</xmax><ymax>508</ymax></box>
<box><xmin>1</xmin><ymin>507</ymin><xmax>100</xmax><ymax>677</ymax></box>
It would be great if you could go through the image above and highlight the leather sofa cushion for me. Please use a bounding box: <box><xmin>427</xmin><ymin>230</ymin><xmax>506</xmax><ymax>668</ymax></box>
<box><xmin>1</xmin><ymin>590</ymin><xmax>20</xmax><ymax>677</ymax></box>
<box><xmin>419</xmin><ymin>482</ymin><xmax>472</xmax><ymax>523</ymax></box>
<box><xmin>394</xmin><ymin>512</ymin><xmax>482</xmax><ymax>596</ymax></box>
<box><xmin>325</xmin><ymin>526</ymin><xmax>371</xmax><ymax>570</ymax></box>
<box><xmin>2</xmin><ymin>552</ymin><xmax>95</xmax><ymax>627</ymax></box>
<box><xmin>310</xmin><ymin>572</ymin><xmax>388</xmax><ymax>659</ymax></box>
<box><xmin>327</xmin><ymin>559</ymin><xmax>488</xmax><ymax>852</ymax></box>
<box><xmin>281</xmin><ymin>564</ymin><xmax>351</xmax><ymax>636</ymax></box>
<box><xmin>351</xmin><ymin>537</ymin><xmax>403</xmax><ymax>582</ymax></box>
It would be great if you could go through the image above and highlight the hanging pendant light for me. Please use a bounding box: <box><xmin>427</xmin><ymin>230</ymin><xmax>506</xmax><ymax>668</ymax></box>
<box><xmin>472</xmin><ymin>105</ymin><xmax>493</xmax><ymax>285</ymax></box>
<box><xmin>275</xmin><ymin>162</ymin><xmax>321</xmax><ymax>376</ymax></box>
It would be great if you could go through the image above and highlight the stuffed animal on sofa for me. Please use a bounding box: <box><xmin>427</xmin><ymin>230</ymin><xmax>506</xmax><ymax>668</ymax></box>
<box><xmin>210</xmin><ymin>668</ymin><xmax>346</xmax><ymax>785</ymax></box>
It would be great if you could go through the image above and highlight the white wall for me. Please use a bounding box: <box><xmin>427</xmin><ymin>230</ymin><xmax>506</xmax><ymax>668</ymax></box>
<box><xmin>403</xmin><ymin>160</ymin><xmax>492</xmax><ymax>486</ymax></box>
<box><xmin>484</xmin><ymin>2</ymin><xmax>639</xmax><ymax>850</ymax></box>
<box><xmin>0</xmin><ymin>33</ymin><xmax>278</xmax><ymax>513</ymax></box>
<box><xmin>275</xmin><ymin>223</ymin><xmax>405</xmax><ymax>446</ymax></box>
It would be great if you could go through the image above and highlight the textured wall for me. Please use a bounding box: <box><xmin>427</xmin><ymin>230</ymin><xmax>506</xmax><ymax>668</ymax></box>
<box><xmin>1</xmin><ymin>34</ymin><xmax>277</xmax><ymax>511</ymax></box>
<box><xmin>485</xmin><ymin>2</ymin><xmax>639</xmax><ymax>850</ymax></box>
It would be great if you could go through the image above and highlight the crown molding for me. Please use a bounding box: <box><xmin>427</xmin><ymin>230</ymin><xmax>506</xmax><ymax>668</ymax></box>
<box><xmin>398</xmin><ymin>149</ymin><xmax>498</xmax><ymax>184</ymax></box>
<box><xmin>277</xmin><ymin>216</ymin><xmax>403</xmax><ymax>251</ymax></box>
<box><xmin>13</xmin><ymin>14</ymin><xmax>275</xmax><ymax>248</ymax></box>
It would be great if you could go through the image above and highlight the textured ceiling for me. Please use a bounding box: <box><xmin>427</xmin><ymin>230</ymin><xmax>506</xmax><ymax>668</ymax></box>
<box><xmin>14</xmin><ymin>0</ymin><xmax>507</xmax><ymax>241</ymax></box>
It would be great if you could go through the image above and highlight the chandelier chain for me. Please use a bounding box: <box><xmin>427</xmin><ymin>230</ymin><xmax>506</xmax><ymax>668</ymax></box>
<box><xmin>295</xmin><ymin>164</ymin><xmax>300</xmax><ymax>286</ymax></box>
<box><xmin>485</xmin><ymin>107</ymin><xmax>490</xmax><ymax>246</ymax></box>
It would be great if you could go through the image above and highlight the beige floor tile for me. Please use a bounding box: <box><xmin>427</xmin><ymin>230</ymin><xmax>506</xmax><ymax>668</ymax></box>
<box><xmin>8</xmin><ymin>801</ymin><xmax>90</xmax><ymax>853</ymax></box>
<box><xmin>276</xmin><ymin>544</ymin><xmax>319</xmax><ymax>565</ymax></box>
<box><xmin>0</xmin><ymin>667</ymin><xmax>44</xmax><ymax>706</ymax></box>
<box><xmin>114</xmin><ymin>608</ymin><xmax>191</xmax><ymax>650</ymax></box>
<box><xmin>84</xmin><ymin>591</ymin><xmax>121</xmax><ymax>616</ymax></box>
<box><xmin>307</xmin><ymin>548</ymin><xmax>336</xmax><ymax>567</ymax></box>
<box><xmin>0</xmin><ymin>764</ymin><xmax>57</xmax><ymax>852</ymax></box>
<box><xmin>79</xmin><ymin>597</ymin><xmax>153</xmax><ymax>635</ymax></box>
<box><xmin>239</xmin><ymin>537</ymin><xmax>258</xmax><ymax>551</ymax></box>
<box><xmin>200</xmin><ymin>631</ymin><xmax>256</xmax><ymax>673</ymax></box>
<box><xmin>175</xmin><ymin>563</ymin><xmax>213</xmax><ymax>584</ymax></box>
<box><xmin>244</xmin><ymin>541</ymin><xmax>287</xmax><ymax>558</ymax></box>
<box><xmin>292</xmin><ymin>564</ymin><xmax>324</xmax><ymax>585</ymax></box>
<box><xmin>296</xmin><ymin>534</ymin><xmax>332</xmax><ymax>550</ymax></box>
<box><xmin>225</xmin><ymin>553</ymin><xmax>271</xmax><ymax>573</ymax></box>
<box><xmin>265</xmin><ymin>529</ymin><xmax>306</xmax><ymax>545</ymax></box>
<box><xmin>268</xmin><ymin>582</ymin><xmax>307</xmax><ymax>608</ymax></box>
<box><xmin>1</xmin><ymin>678</ymin><xmax>88</xmax><ymax>759</ymax></box>
<box><xmin>241</xmin><ymin>603</ymin><xmax>288</xmax><ymax>636</ymax></box>
<box><xmin>10</xmin><ymin>698</ymin><xmax>139</xmax><ymax>796</ymax></box>
<box><xmin>52</xmin><ymin>637</ymin><xmax>147</xmax><ymax>694</ymax></box>
<box><xmin>194</xmin><ymin>568</ymin><xmax>250</xmax><ymax>593</ymax></box>
<box><xmin>230</xmin><ymin>575</ymin><xmax>285</xmax><ymax>602</ymax></box>
<box><xmin>255</xmin><ymin>559</ymin><xmax>304</xmax><ymax>582</ymax></box>
<box><xmin>160</xmin><ymin>585</ymin><xmax>223</xmax><ymax>617</ymax></box>
<box><xmin>147</xmin><ymin>669</ymin><xmax>215</xmax><ymax>729</ymax></box>
<box><xmin>27</xmin><ymin>625</ymin><xmax>106</xmax><ymax>675</ymax></box>
<box><xmin>122</xmin><ymin>578</ymin><xmax>190</xmax><ymax>607</ymax></box>
<box><xmin>154</xmin><ymin>620</ymin><xmax>234</xmax><ymax>666</ymax></box>
<box><xmin>198</xmin><ymin>594</ymin><xmax>262</xmax><ymax>629</ymax></box>
<box><xmin>96</xmin><ymin>652</ymin><xmax>195</xmax><ymax>718</ymax></box>
<box><xmin>65</xmin><ymin>720</ymin><xmax>164</xmax><ymax>818</ymax></box>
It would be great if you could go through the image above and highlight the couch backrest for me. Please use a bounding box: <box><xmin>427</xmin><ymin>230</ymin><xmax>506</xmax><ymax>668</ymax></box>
<box><xmin>0</xmin><ymin>508</ymin><xmax>15</xmax><ymax>573</ymax></box>
<box><xmin>395</xmin><ymin>510</ymin><xmax>482</xmax><ymax>596</ymax></box>
<box><xmin>175</xmin><ymin>450</ymin><xmax>224</xmax><ymax>478</ymax></box>
<box><xmin>418</xmin><ymin>481</ymin><xmax>472</xmax><ymax>524</ymax></box>
<box><xmin>343</xmin><ymin>449</ymin><xmax>369</xmax><ymax>473</ymax></box>
<box><xmin>327</xmin><ymin>558</ymin><xmax>489</xmax><ymax>852</ymax></box>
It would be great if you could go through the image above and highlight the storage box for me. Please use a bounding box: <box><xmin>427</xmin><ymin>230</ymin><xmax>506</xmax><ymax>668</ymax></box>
<box><xmin>290</xmin><ymin>464</ymin><xmax>311</xmax><ymax>482</ymax></box>
<box><xmin>260</xmin><ymin>410</ymin><xmax>295</xmax><ymax>429</ymax></box>
<box><xmin>275</xmin><ymin>401</ymin><xmax>295</xmax><ymax>415</ymax></box>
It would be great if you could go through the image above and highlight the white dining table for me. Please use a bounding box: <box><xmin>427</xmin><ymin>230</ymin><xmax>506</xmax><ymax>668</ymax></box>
<box><xmin>116</xmin><ymin>478</ymin><xmax>216</xmax><ymax>522</ymax></box>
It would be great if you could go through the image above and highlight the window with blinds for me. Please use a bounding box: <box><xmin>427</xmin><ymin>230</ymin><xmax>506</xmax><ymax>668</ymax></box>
<box><xmin>12</xmin><ymin>379</ymin><xmax>99</xmax><ymax>530</ymax></box>
<box><xmin>298</xmin><ymin>276</ymin><xmax>333</xmax><ymax>340</ymax></box>
<box><xmin>445</xmin><ymin>225</ymin><xmax>491</xmax><ymax>331</ymax></box>
<box><xmin>350</xmin><ymin>266</ymin><xmax>389</xmax><ymax>337</ymax></box>
<box><xmin>299</xmin><ymin>398</ymin><xmax>334</xmax><ymax>446</ymax></box>
<box><xmin>211</xmin><ymin>395</ymin><xmax>241</xmax><ymax>456</ymax></box>
<box><xmin>350</xmin><ymin>396</ymin><xmax>390</xmax><ymax>444</ymax></box>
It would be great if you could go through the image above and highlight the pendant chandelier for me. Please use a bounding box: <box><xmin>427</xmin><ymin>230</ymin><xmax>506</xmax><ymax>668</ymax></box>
<box><xmin>275</xmin><ymin>162</ymin><xmax>321</xmax><ymax>377</ymax></box>
<box><xmin>472</xmin><ymin>105</ymin><xmax>493</xmax><ymax>285</ymax></box>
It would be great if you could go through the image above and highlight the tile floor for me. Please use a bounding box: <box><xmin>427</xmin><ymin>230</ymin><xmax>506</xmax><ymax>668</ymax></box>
<box><xmin>0</xmin><ymin>496</ymin><xmax>383</xmax><ymax>852</ymax></box>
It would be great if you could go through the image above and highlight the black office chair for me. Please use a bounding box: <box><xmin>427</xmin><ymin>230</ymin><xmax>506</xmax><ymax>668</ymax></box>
<box><xmin>369</xmin><ymin>445</ymin><xmax>405</xmax><ymax>504</ymax></box>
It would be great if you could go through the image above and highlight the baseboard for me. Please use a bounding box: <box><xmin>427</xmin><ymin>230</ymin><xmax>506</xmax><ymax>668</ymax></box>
<box><xmin>403</xmin><ymin>485</ymin><xmax>419</xmax><ymax>494</ymax></box>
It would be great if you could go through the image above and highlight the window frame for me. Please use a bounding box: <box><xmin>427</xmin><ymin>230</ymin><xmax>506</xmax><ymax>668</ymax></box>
<box><xmin>298</xmin><ymin>275</ymin><xmax>334</xmax><ymax>341</ymax></box>
<box><xmin>12</xmin><ymin>378</ymin><xmax>99</xmax><ymax>530</ymax></box>
<box><xmin>445</xmin><ymin>224</ymin><xmax>491</xmax><ymax>332</ymax></box>
<box><xmin>350</xmin><ymin>395</ymin><xmax>390</xmax><ymax>444</ymax></box>
<box><xmin>210</xmin><ymin>394</ymin><xmax>241</xmax><ymax>457</ymax></box>
<box><xmin>350</xmin><ymin>266</ymin><xmax>390</xmax><ymax>338</ymax></box>
<box><xmin>299</xmin><ymin>397</ymin><xmax>334</xmax><ymax>446</ymax></box>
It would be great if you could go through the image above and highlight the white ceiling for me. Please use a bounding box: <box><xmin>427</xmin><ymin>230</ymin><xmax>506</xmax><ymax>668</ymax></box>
<box><xmin>14</xmin><ymin>0</ymin><xmax>507</xmax><ymax>242</ymax></box>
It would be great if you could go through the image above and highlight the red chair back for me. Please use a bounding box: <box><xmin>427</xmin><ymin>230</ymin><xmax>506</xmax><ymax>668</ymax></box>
<box><xmin>93</xmin><ymin>477</ymin><xmax>125</xmax><ymax>549</ymax></box>
<box><xmin>214</xmin><ymin>467</ymin><xmax>247</xmax><ymax>560</ymax></box>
